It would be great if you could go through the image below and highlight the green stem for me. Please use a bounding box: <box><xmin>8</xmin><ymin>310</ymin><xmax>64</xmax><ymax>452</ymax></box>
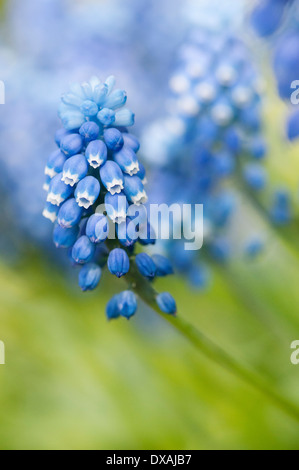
<box><xmin>161</xmin><ymin>313</ymin><xmax>299</xmax><ymax>422</ymax></box>
<box><xmin>127</xmin><ymin>264</ymin><xmax>299</xmax><ymax>422</ymax></box>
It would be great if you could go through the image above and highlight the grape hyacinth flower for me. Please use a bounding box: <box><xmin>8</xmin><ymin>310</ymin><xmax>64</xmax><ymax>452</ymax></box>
<box><xmin>43</xmin><ymin>76</ymin><xmax>176</xmax><ymax>319</ymax></box>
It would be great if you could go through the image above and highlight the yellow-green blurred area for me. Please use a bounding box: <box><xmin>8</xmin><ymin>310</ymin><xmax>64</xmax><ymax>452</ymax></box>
<box><xmin>1</xmin><ymin>0</ymin><xmax>299</xmax><ymax>452</ymax></box>
<box><xmin>1</xmin><ymin>224</ymin><xmax>299</xmax><ymax>450</ymax></box>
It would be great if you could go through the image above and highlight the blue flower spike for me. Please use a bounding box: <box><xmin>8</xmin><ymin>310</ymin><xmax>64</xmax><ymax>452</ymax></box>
<box><xmin>44</xmin><ymin>76</ymin><xmax>176</xmax><ymax>320</ymax></box>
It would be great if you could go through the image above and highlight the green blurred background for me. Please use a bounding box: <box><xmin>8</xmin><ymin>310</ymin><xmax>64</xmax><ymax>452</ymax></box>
<box><xmin>1</xmin><ymin>0</ymin><xmax>299</xmax><ymax>451</ymax></box>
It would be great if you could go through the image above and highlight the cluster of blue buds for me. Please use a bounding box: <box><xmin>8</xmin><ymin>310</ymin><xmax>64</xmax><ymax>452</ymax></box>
<box><xmin>251</xmin><ymin>0</ymin><xmax>299</xmax><ymax>138</ymax></box>
<box><xmin>142</xmin><ymin>27</ymin><xmax>268</xmax><ymax>286</ymax></box>
<box><xmin>43</xmin><ymin>76</ymin><xmax>176</xmax><ymax>320</ymax></box>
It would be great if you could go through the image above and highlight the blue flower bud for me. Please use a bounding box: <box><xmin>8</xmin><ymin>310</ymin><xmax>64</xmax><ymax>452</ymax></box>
<box><xmin>43</xmin><ymin>202</ymin><xmax>59</xmax><ymax>223</ymax></box>
<box><xmin>287</xmin><ymin>109</ymin><xmax>299</xmax><ymax>142</ymax></box>
<box><xmin>209</xmin><ymin>237</ymin><xmax>231</xmax><ymax>263</ymax></box>
<box><xmin>249</xmin><ymin>136</ymin><xmax>267</xmax><ymax>159</ymax></box>
<box><xmin>108</xmin><ymin>248</ymin><xmax>130</xmax><ymax>278</ymax></box>
<box><xmin>224</xmin><ymin>128</ymin><xmax>241</xmax><ymax>154</ymax></box>
<box><xmin>136</xmin><ymin>162</ymin><xmax>147</xmax><ymax>184</ymax></box>
<box><xmin>72</xmin><ymin>235</ymin><xmax>96</xmax><ymax>264</ymax></box>
<box><xmin>135</xmin><ymin>253</ymin><xmax>156</xmax><ymax>280</ymax></box>
<box><xmin>102</xmin><ymin>74</ymin><xmax>114</xmax><ymax>91</ymax></box>
<box><xmin>106</xmin><ymin>296</ymin><xmax>121</xmax><ymax>320</ymax></box>
<box><xmin>62</xmin><ymin>154</ymin><xmax>88</xmax><ymax>187</ymax></box>
<box><xmin>251</xmin><ymin>0</ymin><xmax>284</xmax><ymax>37</ymax></box>
<box><xmin>75</xmin><ymin>176</ymin><xmax>101</xmax><ymax>209</ymax></box>
<box><xmin>123</xmin><ymin>175</ymin><xmax>148</xmax><ymax>205</ymax></box>
<box><xmin>156</xmin><ymin>293</ymin><xmax>177</xmax><ymax>315</ymax></box>
<box><xmin>43</xmin><ymin>175</ymin><xmax>51</xmax><ymax>192</ymax></box>
<box><xmin>47</xmin><ymin>173</ymin><xmax>74</xmax><ymax>206</ymax></box>
<box><xmin>214</xmin><ymin>151</ymin><xmax>235</xmax><ymax>177</ymax></box>
<box><xmin>79</xmin><ymin>263</ymin><xmax>102</xmax><ymax>291</ymax></box>
<box><xmin>86</xmin><ymin>214</ymin><xmax>109</xmax><ymax>243</ymax></box>
<box><xmin>105</xmin><ymin>192</ymin><xmax>128</xmax><ymax>224</ymax></box>
<box><xmin>57</xmin><ymin>198</ymin><xmax>83</xmax><ymax>229</ymax></box>
<box><xmin>85</xmin><ymin>140</ymin><xmax>108</xmax><ymax>169</ymax></box>
<box><xmin>138</xmin><ymin>222</ymin><xmax>156</xmax><ymax>245</ymax></box>
<box><xmin>114</xmin><ymin>109</ymin><xmax>135</xmax><ymax>127</ymax></box>
<box><xmin>55</xmin><ymin>128</ymin><xmax>71</xmax><ymax>147</ymax></box>
<box><xmin>80</xmin><ymin>100</ymin><xmax>98</xmax><ymax>117</ymax></box>
<box><xmin>188</xmin><ymin>265</ymin><xmax>209</xmax><ymax>289</ymax></box>
<box><xmin>270</xmin><ymin>189</ymin><xmax>292</xmax><ymax>225</ymax></box>
<box><xmin>240</xmin><ymin>106</ymin><xmax>261</xmax><ymax>132</ymax></box>
<box><xmin>79</xmin><ymin>122</ymin><xmax>100</xmax><ymax>142</ymax></box>
<box><xmin>103</xmin><ymin>89</ymin><xmax>127</xmax><ymax>110</ymax></box>
<box><xmin>114</xmin><ymin>145</ymin><xmax>139</xmax><ymax>176</ymax></box>
<box><xmin>53</xmin><ymin>224</ymin><xmax>79</xmax><ymax>248</ymax></box>
<box><xmin>117</xmin><ymin>291</ymin><xmax>137</xmax><ymax>319</ymax></box>
<box><xmin>123</xmin><ymin>133</ymin><xmax>140</xmax><ymax>153</ymax></box>
<box><xmin>45</xmin><ymin>150</ymin><xmax>67</xmax><ymax>178</ymax></box>
<box><xmin>97</xmin><ymin>108</ymin><xmax>115</xmax><ymax>126</ymax></box>
<box><xmin>104</xmin><ymin>128</ymin><xmax>124</xmax><ymax>151</ymax></box>
<box><xmin>152</xmin><ymin>254</ymin><xmax>174</xmax><ymax>277</ymax></box>
<box><xmin>59</xmin><ymin>108</ymin><xmax>84</xmax><ymax>132</ymax></box>
<box><xmin>243</xmin><ymin>163</ymin><xmax>267</xmax><ymax>190</ymax></box>
<box><xmin>106</xmin><ymin>291</ymin><xmax>137</xmax><ymax>320</ymax></box>
<box><xmin>60</xmin><ymin>133</ymin><xmax>84</xmax><ymax>157</ymax></box>
<box><xmin>100</xmin><ymin>161</ymin><xmax>124</xmax><ymax>195</ymax></box>
<box><xmin>117</xmin><ymin>219</ymin><xmax>138</xmax><ymax>248</ymax></box>
<box><xmin>211</xmin><ymin>98</ymin><xmax>234</xmax><ymax>126</ymax></box>
<box><xmin>244</xmin><ymin>237</ymin><xmax>264</xmax><ymax>259</ymax></box>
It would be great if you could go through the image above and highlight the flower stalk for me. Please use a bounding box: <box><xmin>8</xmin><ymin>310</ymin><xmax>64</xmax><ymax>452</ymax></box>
<box><xmin>128</xmin><ymin>267</ymin><xmax>299</xmax><ymax>422</ymax></box>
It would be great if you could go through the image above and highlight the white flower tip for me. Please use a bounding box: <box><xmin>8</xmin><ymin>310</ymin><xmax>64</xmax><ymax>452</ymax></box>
<box><xmin>42</xmin><ymin>209</ymin><xmax>57</xmax><ymax>223</ymax></box>
<box><xmin>125</xmin><ymin>162</ymin><xmax>139</xmax><ymax>177</ymax></box>
<box><xmin>45</xmin><ymin>166</ymin><xmax>57</xmax><ymax>178</ymax></box>
<box><xmin>107</xmin><ymin>179</ymin><xmax>124</xmax><ymax>195</ymax></box>
<box><xmin>76</xmin><ymin>191</ymin><xmax>94</xmax><ymax>210</ymax></box>
<box><xmin>62</xmin><ymin>171</ymin><xmax>78</xmax><ymax>187</ymax></box>
<box><xmin>110</xmin><ymin>210</ymin><xmax>127</xmax><ymax>224</ymax></box>
<box><xmin>47</xmin><ymin>192</ymin><xmax>64</xmax><ymax>206</ymax></box>
<box><xmin>132</xmin><ymin>191</ymin><xmax>148</xmax><ymax>205</ymax></box>
<box><xmin>88</xmin><ymin>155</ymin><xmax>103</xmax><ymax>169</ymax></box>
